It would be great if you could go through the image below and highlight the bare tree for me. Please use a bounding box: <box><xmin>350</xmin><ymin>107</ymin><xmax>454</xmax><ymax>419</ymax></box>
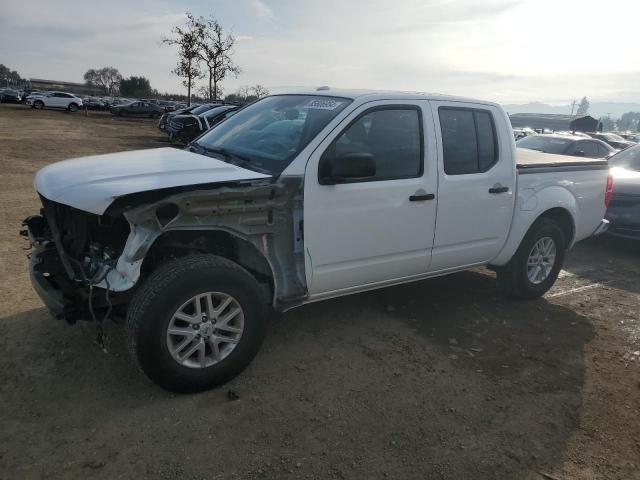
<box><xmin>251</xmin><ymin>85</ymin><xmax>269</xmax><ymax>99</ymax></box>
<box><xmin>162</xmin><ymin>13</ymin><xmax>203</xmax><ymax>106</ymax></box>
<box><xmin>83</xmin><ymin>67</ymin><xmax>122</xmax><ymax>95</ymax></box>
<box><xmin>196</xmin><ymin>16</ymin><xmax>240</xmax><ymax>101</ymax></box>
<box><xmin>576</xmin><ymin>96</ymin><xmax>590</xmax><ymax>116</ymax></box>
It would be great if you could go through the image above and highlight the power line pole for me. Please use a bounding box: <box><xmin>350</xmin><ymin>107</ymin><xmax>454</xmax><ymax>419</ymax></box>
<box><xmin>570</xmin><ymin>99</ymin><xmax>577</xmax><ymax>116</ymax></box>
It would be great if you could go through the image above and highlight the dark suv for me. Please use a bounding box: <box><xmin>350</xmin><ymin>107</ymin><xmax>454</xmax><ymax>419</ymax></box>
<box><xmin>0</xmin><ymin>89</ymin><xmax>21</xmax><ymax>103</ymax></box>
<box><xmin>167</xmin><ymin>105</ymin><xmax>239</xmax><ymax>143</ymax></box>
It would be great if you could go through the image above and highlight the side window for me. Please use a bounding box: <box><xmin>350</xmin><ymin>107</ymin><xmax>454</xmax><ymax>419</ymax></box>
<box><xmin>575</xmin><ymin>141</ymin><xmax>599</xmax><ymax>158</ymax></box>
<box><xmin>439</xmin><ymin>107</ymin><xmax>499</xmax><ymax>175</ymax></box>
<box><xmin>322</xmin><ymin>106</ymin><xmax>423</xmax><ymax>182</ymax></box>
<box><xmin>596</xmin><ymin>143</ymin><xmax>611</xmax><ymax>158</ymax></box>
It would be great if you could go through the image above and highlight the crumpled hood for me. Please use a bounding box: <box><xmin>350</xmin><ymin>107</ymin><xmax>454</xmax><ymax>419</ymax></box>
<box><xmin>34</xmin><ymin>147</ymin><xmax>270</xmax><ymax>215</ymax></box>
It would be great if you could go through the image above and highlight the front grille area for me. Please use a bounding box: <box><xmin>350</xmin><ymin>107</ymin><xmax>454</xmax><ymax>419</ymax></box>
<box><xmin>40</xmin><ymin>197</ymin><xmax>130</xmax><ymax>272</ymax></box>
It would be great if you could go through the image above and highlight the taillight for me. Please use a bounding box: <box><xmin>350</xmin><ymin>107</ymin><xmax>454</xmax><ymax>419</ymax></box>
<box><xmin>605</xmin><ymin>173</ymin><xmax>614</xmax><ymax>208</ymax></box>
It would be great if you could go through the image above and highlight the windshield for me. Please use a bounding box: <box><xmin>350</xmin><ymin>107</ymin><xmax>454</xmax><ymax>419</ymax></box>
<box><xmin>194</xmin><ymin>95</ymin><xmax>352</xmax><ymax>175</ymax></box>
<box><xmin>609</xmin><ymin>144</ymin><xmax>640</xmax><ymax>171</ymax></box>
<box><xmin>516</xmin><ymin>135</ymin><xmax>572</xmax><ymax>154</ymax></box>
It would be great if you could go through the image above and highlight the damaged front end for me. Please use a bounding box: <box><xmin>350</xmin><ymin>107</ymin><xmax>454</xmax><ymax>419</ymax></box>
<box><xmin>21</xmin><ymin>198</ymin><xmax>131</xmax><ymax>323</ymax></box>
<box><xmin>22</xmin><ymin>175</ymin><xmax>309</xmax><ymax>324</ymax></box>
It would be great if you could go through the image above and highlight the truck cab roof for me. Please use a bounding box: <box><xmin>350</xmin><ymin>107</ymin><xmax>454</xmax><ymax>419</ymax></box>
<box><xmin>276</xmin><ymin>87</ymin><xmax>501</xmax><ymax>108</ymax></box>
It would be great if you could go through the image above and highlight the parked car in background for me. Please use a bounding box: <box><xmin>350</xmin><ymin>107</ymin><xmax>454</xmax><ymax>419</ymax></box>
<box><xmin>25</xmin><ymin>91</ymin><xmax>83</xmax><ymax>112</ymax></box>
<box><xmin>167</xmin><ymin>105</ymin><xmax>239</xmax><ymax>143</ymax></box>
<box><xmin>616</xmin><ymin>132</ymin><xmax>639</xmax><ymax>142</ymax></box>
<box><xmin>513</xmin><ymin>127</ymin><xmax>535</xmax><ymax>141</ymax></box>
<box><xmin>158</xmin><ymin>104</ymin><xmax>201</xmax><ymax>131</ymax></box>
<box><xmin>0</xmin><ymin>89</ymin><xmax>22</xmax><ymax>103</ymax></box>
<box><xmin>110</xmin><ymin>100</ymin><xmax>166</xmax><ymax>118</ymax></box>
<box><xmin>517</xmin><ymin>133</ymin><xmax>615</xmax><ymax>159</ymax></box>
<box><xmin>157</xmin><ymin>100</ymin><xmax>177</xmax><ymax>112</ymax></box>
<box><xmin>22</xmin><ymin>89</ymin><xmax>610</xmax><ymax>392</ymax></box>
<box><xmin>606</xmin><ymin>144</ymin><xmax>640</xmax><ymax>240</ymax></box>
<box><xmin>587</xmin><ymin>132</ymin><xmax>635</xmax><ymax>150</ymax></box>
<box><xmin>83</xmin><ymin>97</ymin><xmax>108</xmax><ymax>110</ymax></box>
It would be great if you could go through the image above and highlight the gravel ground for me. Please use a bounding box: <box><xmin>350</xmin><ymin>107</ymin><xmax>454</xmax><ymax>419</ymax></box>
<box><xmin>0</xmin><ymin>103</ymin><xmax>638</xmax><ymax>480</ymax></box>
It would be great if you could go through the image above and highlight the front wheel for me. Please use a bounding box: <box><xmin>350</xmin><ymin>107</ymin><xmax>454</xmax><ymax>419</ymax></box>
<box><xmin>68</xmin><ymin>102</ymin><xmax>79</xmax><ymax>112</ymax></box>
<box><xmin>496</xmin><ymin>217</ymin><xmax>566</xmax><ymax>299</ymax></box>
<box><xmin>125</xmin><ymin>254</ymin><xmax>268</xmax><ymax>393</ymax></box>
<box><xmin>33</xmin><ymin>100</ymin><xmax>44</xmax><ymax>109</ymax></box>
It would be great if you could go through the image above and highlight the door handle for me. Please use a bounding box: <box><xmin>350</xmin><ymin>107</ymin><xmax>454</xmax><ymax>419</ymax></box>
<box><xmin>489</xmin><ymin>185</ymin><xmax>509</xmax><ymax>194</ymax></box>
<box><xmin>409</xmin><ymin>193</ymin><xmax>435</xmax><ymax>201</ymax></box>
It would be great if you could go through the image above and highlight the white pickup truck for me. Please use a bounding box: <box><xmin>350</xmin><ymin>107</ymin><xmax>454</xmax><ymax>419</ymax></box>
<box><xmin>22</xmin><ymin>89</ymin><xmax>612</xmax><ymax>392</ymax></box>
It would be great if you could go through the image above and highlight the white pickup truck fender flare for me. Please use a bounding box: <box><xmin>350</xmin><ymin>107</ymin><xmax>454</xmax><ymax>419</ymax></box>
<box><xmin>490</xmin><ymin>185</ymin><xmax>578</xmax><ymax>266</ymax></box>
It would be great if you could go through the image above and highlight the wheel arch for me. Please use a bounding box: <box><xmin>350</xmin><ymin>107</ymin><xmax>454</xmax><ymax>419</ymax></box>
<box><xmin>142</xmin><ymin>229</ymin><xmax>276</xmax><ymax>304</ymax></box>
<box><xmin>491</xmin><ymin>186</ymin><xmax>578</xmax><ymax>266</ymax></box>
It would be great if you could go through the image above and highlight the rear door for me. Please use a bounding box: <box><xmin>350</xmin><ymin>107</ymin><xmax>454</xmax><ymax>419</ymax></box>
<box><xmin>428</xmin><ymin>101</ymin><xmax>516</xmax><ymax>272</ymax></box>
<box><xmin>48</xmin><ymin>93</ymin><xmax>65</xmax><ymax>108</ymax></box>
<box><xmin>566</xmin><ymin>140</ymin><xmax>601</xmax><ymax>158</ymax></box>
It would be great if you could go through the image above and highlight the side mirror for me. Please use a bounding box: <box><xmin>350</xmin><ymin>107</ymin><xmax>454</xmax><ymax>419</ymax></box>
<box><xmin>320</xmin><ymin>152</ymin><xmax>376</xmax><ymax>184</ymax></box>
<box><xmin>573</xmin><ymin>150</ymin><xmax>586</xmax><ymax>157</ymax></box>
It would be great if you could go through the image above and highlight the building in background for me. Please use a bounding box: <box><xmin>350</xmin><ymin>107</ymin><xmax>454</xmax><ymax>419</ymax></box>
<box><xmin>29</xmin><ymin>78</ymin><xmax>101</xmax><ymax>96</ymax></box>
<box><xmin>509</xmin><ymin>113</ymin><xmax>602</xmax><ymax>132</ymax></box>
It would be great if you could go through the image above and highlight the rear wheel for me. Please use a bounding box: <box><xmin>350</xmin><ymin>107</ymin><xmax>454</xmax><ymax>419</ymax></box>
<box><xmin>119</xmin><ymin>110</ymin><xmax>126</xmax><ymax>117</ymax></box>
<box><xmin>496</xmin><ymin>217</ymin><xmax>566</xmax><ymax>299</ymax></box>
<box><xmin>126</xmin><ymin>254</ymin><xmax>268</xmax><ymax>393</ymax></box>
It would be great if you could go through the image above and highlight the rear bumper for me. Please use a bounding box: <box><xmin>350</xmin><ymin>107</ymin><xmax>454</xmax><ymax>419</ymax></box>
<box><xmin>592</xmin><ymin>219</ymin><xmax>610</xmax><ymax>237</ymax></box>
<box><xmin>607</xmin><ymin>223</ymin><xmax>640</xmax><ymax>241</ymax></box>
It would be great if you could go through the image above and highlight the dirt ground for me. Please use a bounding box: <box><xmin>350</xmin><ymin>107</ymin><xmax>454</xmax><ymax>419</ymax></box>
<box><xmin>0</xmin><ymin>103</ymin><xmax>638</xmax><ymax>480</ymax></box>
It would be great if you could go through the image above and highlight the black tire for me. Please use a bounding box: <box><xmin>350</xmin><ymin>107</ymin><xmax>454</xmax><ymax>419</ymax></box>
<box><xmin>118</xmin><ymin>110</ymin><xmax>126</xmax><ymax>117</ymax></box>
<box><xmin>68</xmin><ymin>102</ymin><xmax>78</xmax><ymax>112</ymax></box>
<box><xmin>33</xmin><ymin>100</ymin><xmax>44</xmax><ymax>109</ymax></box>
<box><xmin>126</xmin><ymin>254</ymin><xmax>268</xmax><ymax>393</ymax></box>
<box><xmin>150</xmin><ymin>111</ymin><xmax>160</xmax><ymax>119</ymax></box>
<box><xmin>496</xmin><ymin>217</ymin><xmax>566</xmax><ymax>299</ymax></box>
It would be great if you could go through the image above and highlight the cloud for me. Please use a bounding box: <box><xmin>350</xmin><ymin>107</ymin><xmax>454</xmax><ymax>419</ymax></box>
<box><xmin>248</xmin><ymin>0</ymin><xmax>276</xmax><ymax>20</ymax></box>
<box><xmin>1</xmin><ymin>0</ymin><xmax>640</xmax><ymax>103</ymax></box>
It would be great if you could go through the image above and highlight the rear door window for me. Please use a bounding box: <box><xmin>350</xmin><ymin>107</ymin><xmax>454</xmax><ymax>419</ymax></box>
<box><xmin>439</xmin><ymin>107</ymin><xmax>498</xmax><ymax>175</ymax></box>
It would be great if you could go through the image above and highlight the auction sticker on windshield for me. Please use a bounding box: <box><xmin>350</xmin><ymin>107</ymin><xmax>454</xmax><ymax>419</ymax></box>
<box><xmin>306</xmin><ymin>99</ymin><xmax>345</xmax><ymax>110</ymax></box>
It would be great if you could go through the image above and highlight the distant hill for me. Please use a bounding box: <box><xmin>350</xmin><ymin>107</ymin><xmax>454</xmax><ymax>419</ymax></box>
<box><xmin>502</xmin><ymin>102</ymin><xmax>640</xmax><ymax>119</ymax></box>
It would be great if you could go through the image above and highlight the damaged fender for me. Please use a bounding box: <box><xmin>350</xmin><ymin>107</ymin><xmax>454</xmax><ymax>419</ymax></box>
<box><xmin>98</xmin><ymin>176</ymin><xmax>308</xmax><ymax>310</ymax></box>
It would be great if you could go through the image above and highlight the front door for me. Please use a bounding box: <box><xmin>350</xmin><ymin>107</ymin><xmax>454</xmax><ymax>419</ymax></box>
<box><xmin>304</xmin><ymin>100</ymin><xmax>438</xmax><ymax>296</ymax></box>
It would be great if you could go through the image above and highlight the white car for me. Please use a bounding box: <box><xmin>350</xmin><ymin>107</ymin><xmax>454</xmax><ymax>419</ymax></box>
<box><xmin>22</xmin><ymin>89</ymin><xmax>611</xmax><ymax>392</ymax></box>
<box><xmin>25</xmin><ymin>91</ymin><xmax>83</xmax><ymax>112</ymax></box>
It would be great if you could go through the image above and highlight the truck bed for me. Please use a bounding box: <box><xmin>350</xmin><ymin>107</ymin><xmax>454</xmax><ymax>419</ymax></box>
<box><xmin>516</xmin><ymin>148</ymin><xmax>609</xmax><ymax>173</ymax></box>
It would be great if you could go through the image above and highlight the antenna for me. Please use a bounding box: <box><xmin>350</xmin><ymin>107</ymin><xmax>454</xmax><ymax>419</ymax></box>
<box><xmin>316</xmin><ymin>86</ymin><xmax>330</xmax><ymax>91</ymax></box>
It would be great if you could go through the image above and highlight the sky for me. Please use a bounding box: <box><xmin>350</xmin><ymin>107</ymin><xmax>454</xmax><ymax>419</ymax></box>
<box><xmin>1</xmin><ymin>0</ymin><xmax>640</xmax><ymax>104</ymax></box>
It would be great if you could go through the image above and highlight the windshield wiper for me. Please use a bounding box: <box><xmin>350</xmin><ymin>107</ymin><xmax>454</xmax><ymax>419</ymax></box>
<box><xmin>194</xmin><ymin>144</ymin><xmax>270</xmax><ymax>175</ymax></box>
